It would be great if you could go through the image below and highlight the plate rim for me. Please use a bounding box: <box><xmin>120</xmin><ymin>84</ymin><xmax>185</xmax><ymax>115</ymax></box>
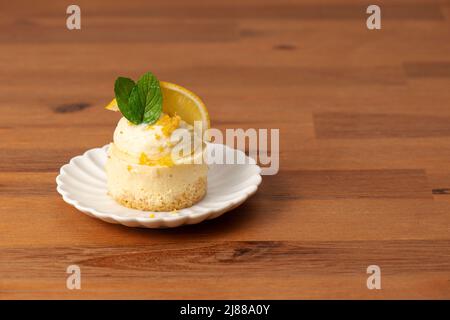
<box><xmin>56</xmin><ymin>143</ymin><xmax>262</xmax><ymax>228</ymax></box>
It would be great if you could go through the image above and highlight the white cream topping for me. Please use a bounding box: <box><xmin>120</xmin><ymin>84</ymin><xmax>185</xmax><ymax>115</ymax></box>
<box><xmin>113</xmin><ymin>114</ymin><xmax>193</xmax><ymax>160</ymax></box>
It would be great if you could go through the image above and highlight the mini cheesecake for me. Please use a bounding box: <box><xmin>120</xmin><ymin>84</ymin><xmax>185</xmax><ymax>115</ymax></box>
<box><xmin>105</xmin><ymin>115</ymin><xmax>207</xmax><ymax>211</ymax></box>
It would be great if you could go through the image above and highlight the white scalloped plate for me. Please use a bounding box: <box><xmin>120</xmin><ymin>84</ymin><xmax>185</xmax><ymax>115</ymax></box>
<box><xmin>56</xmin><ymin>143</ymin><xmax>262</xmax><ymax>228</ymax></box>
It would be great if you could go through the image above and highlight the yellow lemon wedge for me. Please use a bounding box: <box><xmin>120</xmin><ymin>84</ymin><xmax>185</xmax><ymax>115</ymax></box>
<box><xmin>105</xmin><ymin>81</ymin><xmax>210</xmax><ymax>136</ymax></box>
<box><xmin>105</xmin><ymin>98</ymin><xmax>119</xmax><ymax>111</ymax></box>
<box><xmin>160</xmin><ymin>81</ymin><xmax>210</xmax><ymax>133</ymax></box>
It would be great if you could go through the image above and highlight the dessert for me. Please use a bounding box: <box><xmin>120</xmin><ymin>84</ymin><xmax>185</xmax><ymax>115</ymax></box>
<box><xmin>104</xmin><ymin>72</ymin><xmax>209</xmax><ymax>211</ymax></box>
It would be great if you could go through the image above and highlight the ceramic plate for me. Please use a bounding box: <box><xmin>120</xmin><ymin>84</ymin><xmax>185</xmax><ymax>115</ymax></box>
<box><xmin>56</xmin><ymin>143</ymin><xmax>262</xmax><ymax>228</ymax></box>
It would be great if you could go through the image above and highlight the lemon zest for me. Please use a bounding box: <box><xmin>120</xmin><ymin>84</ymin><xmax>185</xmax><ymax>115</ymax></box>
<box><xmin>155</xmin><ymin>114</ymin><xmax>181</xmax><ymax>137</ymax></box>
<box><xmin>139</xmin><ymin>152</ymin><xmax>174</xmax><ymax>167</ymax></box>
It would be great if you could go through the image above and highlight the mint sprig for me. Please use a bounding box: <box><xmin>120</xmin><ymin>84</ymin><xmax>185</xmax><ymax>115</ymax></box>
<box><xmin>114</xmin><ymin>72</ymin><xmax>163</xmax><ymax>125</ymax></box>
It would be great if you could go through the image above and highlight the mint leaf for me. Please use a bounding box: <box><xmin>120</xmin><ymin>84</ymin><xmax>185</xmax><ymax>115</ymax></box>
<box><xmin>114</xmin><ymin>77</ymin><xmax>142</xmax><ymax>124</ymax></box>
<box><xmin>128</xmin><ymin>72</ymin><xmax>162</xmax><ymax>125</ymax></box>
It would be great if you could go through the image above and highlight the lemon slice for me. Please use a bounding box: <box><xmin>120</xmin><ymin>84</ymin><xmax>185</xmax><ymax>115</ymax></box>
<box><xmin>160</xmin><ymin>81</ymin><xmax>210</xmax><ymax>132</ymax></box>
<box><xmin>105</xmin><ymin>98</ymin><xmax>119</xmax><ymax>111</ymax></box>
<box><xmin>105</xmin><ymin>81</ymin><xmax>210</xmax><ymax>133</ymax></box>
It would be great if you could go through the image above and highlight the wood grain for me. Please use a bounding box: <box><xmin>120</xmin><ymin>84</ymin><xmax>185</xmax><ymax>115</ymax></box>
<box><xmin>1</xmin><ymin>241</ymin><xmax>449</xmax><ymax>299</ymax></box>
<box><xmin>404</xmin><ymin>62</ymin><xmax>450</xmax><ymax>78</ymax></box>
<box><xmin>314</xmin><ymin>112</ymin><xmax>450</xmax><ymax>138</ymax></box>
<box><xmin>1</xmin><ymin>0</ymin><xmax>449</xmax><ymax>299</ymax></box>
<box><xmin>3</xmin><ymin>241</ymin><xmax>448</xmax><ymax>277</ymax></box>
<box><xmin>264</xmin><ymin>169</ymin><xmax>431</xmax><ymax>200</ymax></box>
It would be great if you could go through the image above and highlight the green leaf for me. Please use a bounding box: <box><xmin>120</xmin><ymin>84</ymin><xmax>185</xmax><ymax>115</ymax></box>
<box><xmin>114</xmin><ymin>77</ymin><xmax>142</xmax><ymax>124</ymax></box>
<box><xmin>128</xmin><ymin>72</ymin><xmax>163</xmax><ymax>125</ymax></box>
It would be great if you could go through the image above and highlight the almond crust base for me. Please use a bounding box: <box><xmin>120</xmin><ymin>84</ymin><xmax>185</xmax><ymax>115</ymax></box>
<box><xmin>110</xmin><ymin>176</ymin><xmax>207</xmax><ymax>211</ymax></box>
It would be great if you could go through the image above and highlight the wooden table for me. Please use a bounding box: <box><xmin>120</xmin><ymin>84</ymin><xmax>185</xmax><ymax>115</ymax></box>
<box><xmin>1</xmin><ymin>0</ymin><xmax>449</xmax><ymax>299</ymax></box>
